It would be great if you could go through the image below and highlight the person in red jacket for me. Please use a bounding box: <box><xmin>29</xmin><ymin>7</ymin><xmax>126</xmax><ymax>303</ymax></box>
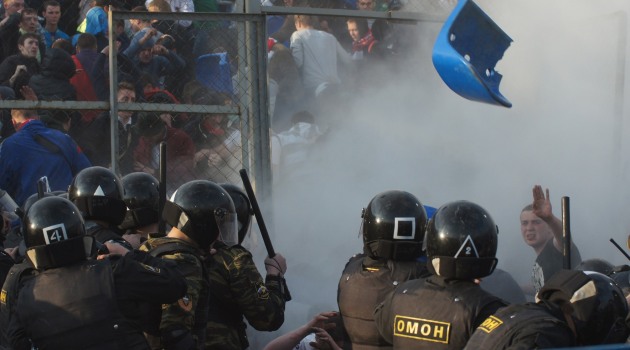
<box><xmin>132</xmin><ymin>111</ymin><xmax>195</xmax><ymax>195</ymax></box>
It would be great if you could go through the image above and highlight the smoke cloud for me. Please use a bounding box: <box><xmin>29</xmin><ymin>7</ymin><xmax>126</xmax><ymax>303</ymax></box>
<box><xmin>246</xmin><ymin>0</ymin><xmax>630</xmax><ymax>346</ymax></box>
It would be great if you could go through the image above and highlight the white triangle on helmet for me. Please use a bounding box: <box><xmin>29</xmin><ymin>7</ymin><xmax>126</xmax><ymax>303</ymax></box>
<box><xmin>93</xmin><ymin>185</ymin><xmax>105</xmax><ymax>196</ymax></box>
<box><xmin>454</xmin><ymin>235</ymin><xmax>480</xmax><ymax>258</ymax></box>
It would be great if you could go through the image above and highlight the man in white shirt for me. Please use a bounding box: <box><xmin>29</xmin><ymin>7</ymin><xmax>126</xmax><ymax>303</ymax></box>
<box><xmin>289</xmin><ymin>14</ymin><xmax>351</xmax><ymax>99</ymax></box>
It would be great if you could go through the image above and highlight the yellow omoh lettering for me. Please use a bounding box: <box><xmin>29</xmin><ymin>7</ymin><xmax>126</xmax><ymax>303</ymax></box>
<box><xmin>434</xmin><ymin>325</ymin><xmax>445</xmax><ymax>338</ymax></box>
<box><xmin>420</xmin><ymin>324</ymin><xmax>431</xmax><ymax>336</ymax></box>
<box><xmin>396</xmin><ymin>319</ymin><xmax>405</xmax><ymax>332</ymax></box>
<box><xmin>393</xmin><ymin>315</ymin><xmax>450</xmax><ymax>344</ymax></box>
<box><xmin>407</xmin><ymin>321</ymin><xmax>418</xmax><ymax>334</ymax></box>
<box><xmin>479</xmin><ymin>316</ymin><xmax>503</xmax><ymax>333</ymax></box>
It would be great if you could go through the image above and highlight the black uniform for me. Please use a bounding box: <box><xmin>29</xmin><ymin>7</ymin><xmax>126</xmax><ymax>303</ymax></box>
<box><xmin>85</xmin><ymin>221</ymin><xmax>133</xmax><ymax>251</ymax></box>
<box><xmin>4</xmin><ymin>250</ymin><xmax>187</xmax><ymax>350</ymax></box>
<box><xmin>0</xmin><ymin>249</ymin><xmax>15</xmax><ymax>289</ymax></box>
<box><xmin>337</xmin><ymin>254</ymin><xmax>429</xmax><ymax>350</ymax></box>
<box><xmin>374</xmin><ymin>275</ymin><xmax>507</xmax><ymax>350</ymax></box>
<box><xmin>463</xmin><ymin>301</ymin><xmax>576</xmax><ymax>350</ymax></box>
<box><xmin>86</xmin><ymin>221</ymin><xmax>126</xmax><ymax>244</ymax></box>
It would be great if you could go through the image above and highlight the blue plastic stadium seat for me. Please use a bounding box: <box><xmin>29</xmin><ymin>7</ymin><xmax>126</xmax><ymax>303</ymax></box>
<box><xmin>432</xmin><ymin>0</ymin><xmax>512</xmax><ymax>108</ymax></box>
<box><xmin>195</xmin><ymin>52</ymin><xmax>234</xmax><ymax>95</ymax></box>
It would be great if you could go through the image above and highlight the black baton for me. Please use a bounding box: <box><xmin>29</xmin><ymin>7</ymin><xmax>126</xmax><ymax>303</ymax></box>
<box><xmin>239</xmin><ymin>169</ymin><xmax>291</xmax><ymax>301</ymax></box>
<box><xmin>561</xmin><ymin>196</ymin><xmax>571</xmax><ymax>269</ymax></box>
<box><xmin>157</xmin><ymin>141</ymin><xmax>167</xmax><ymax>237</ymax></box>
<box><xmin>239</xmin><ymin>169</ymin><xmax>275</xmax><ymax>257</ymax></box>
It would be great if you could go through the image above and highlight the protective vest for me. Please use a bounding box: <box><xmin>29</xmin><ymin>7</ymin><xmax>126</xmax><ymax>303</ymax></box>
<box><xmin>148</xmin><ymin>241</ymin><xmax>210</xmax><ymax>348</ymax></box>
<box><xmin>387</xmin><ymin>277</ymin><xmax>503</xmax><ymax>350</ymax></box>
<box><xmin>0</xmin><ymin>262</ymin><xmax>34</xmax><ymax>347</ymax></box>
<box><xmin>16</xmin><ymin>260</ymin><xmax>137</xmax><ymax>349</ymax></box>
<box><xmin>463</xmin><ymin>303</ymin><xmax>575</xmax><ymax>350</ymax></box>
<box><xmin>338</xmin><ymin>255</ymin><xmax>428</xmax><ymax>350</ymax></box>
<box><xmin>205</xmin><ymin>244</ymin><xmax>249</xmax><ymax>350</ymax></box>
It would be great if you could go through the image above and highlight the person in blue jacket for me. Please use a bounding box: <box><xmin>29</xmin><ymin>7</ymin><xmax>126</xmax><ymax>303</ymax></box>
<box><xmin>0</xmin><ymin>108</ymin><xmax>91</xmax><ymax>206</ymax></box>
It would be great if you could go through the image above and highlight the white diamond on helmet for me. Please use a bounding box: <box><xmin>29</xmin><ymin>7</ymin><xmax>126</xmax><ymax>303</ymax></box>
<box><xmin>454</xmin><ymin>235</ymin><xmax>479</xmax><ymax>258</ymax></box>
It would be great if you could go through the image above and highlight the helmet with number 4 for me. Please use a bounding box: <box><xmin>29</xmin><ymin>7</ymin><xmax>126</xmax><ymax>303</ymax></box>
<box><xmin>424</xmin><ymin>200</ymin><xmax>498</xmax><ymax>280</ymax></box>
<box><xmin>23</xmin><ymin>196</ymin><xmax>92</xmax><ymax>269</ymax></box>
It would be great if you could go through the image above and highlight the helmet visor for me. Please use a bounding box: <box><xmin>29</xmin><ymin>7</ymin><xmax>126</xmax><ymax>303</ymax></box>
<box><xmin>216</xmin><ymin>209</ymin><xmax>238</xmax><ymax>247</ymax></box>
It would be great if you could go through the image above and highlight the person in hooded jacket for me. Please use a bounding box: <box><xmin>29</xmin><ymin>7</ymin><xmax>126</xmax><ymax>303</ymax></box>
<box><xmin>29</xmin><ymin>47</ymin><xmax>76</xmax><ymax>101</ymax></box>
<box><xmin>29</xmin><ymin>47</ymin><xmax>80</xmax><ymax>136</ymax></box>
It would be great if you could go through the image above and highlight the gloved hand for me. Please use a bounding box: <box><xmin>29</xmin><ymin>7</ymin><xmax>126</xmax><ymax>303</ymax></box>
<box><xmin>265</xmin><ymin>253</ymin><xmax>287</xmax><ymax>276</ymax></box>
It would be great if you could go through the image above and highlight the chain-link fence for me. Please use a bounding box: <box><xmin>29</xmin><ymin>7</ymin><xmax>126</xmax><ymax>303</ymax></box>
<box><xmin>0</xmin><ymin>1</ymin><xmax>436</xmax><ymax>198</ymax></box>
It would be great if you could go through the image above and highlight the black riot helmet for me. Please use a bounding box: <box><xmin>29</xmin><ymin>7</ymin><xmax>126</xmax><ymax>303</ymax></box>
<box><xmin>68</xmin><ymin>166</ymin><xmax>127</xmax><ymax>225</ymax></box>
<box><xmin>23</xmin><ymin>196</ymin><xmax>93</xmax><ymax>269</ymax></box>
<box><xmin>578</xmin><ymin>272</ymin><xmax>630</xmax><ymax>344</ymax></box>
<box><xmin>424</xmin><ymin>200</ymin><xmax>498</xmax><ymax>280</ymax></box>
<box><xmin>22</xmin><ymin>192</ymin><xmax>56</xmax><ymax>214</ymax></box>
<box><xmin>219</xmin><ymin>183</ymin><xmax>253</xmax><ymax>245</ymax></box>
<box><xmin>163</xmin><ymin>180</ymin><xmax>238</xmax><ymax>250</ymax></box>
<box><xmin>576</xmin><ymin>258</ymin><xmax>615</xmax><ymax>276</ymax></box>
<box><xmin>361</xmin><ymin>190</ymin><xmax>428</xmax><ymax>261</ymax></box>
<box><xmin>537</xmin><ymin>270</ymin><xmax>629</xmax><ymax>345</ymax></box>
<box><xmin>119</xmin><ymin>172</ymin><xmax>160</xmax><ymax>230</ymax></box>
<box><xmin>610</xmin><ymin>268</ymin><xmax>630</xmax><ymax>297</ymax></box>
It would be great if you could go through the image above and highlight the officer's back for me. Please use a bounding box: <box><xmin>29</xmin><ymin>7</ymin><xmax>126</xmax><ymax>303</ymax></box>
<box><xmin>338</xmin><ymin>190</ymin><xmax>430</xmax><ymax>349</ymax></box>
<box><xmin>205</xmin><ymin>183</ymin><xmax>288</xmax><ymax>350</ymax></box>
<box><xmin>140</xmin><ymin>180</ymin><xmax>238</xmax><ymax>349</ymax></box>
<box><xmin>5</xmin><ymin>196</ymin><xmax>187</xmax><ymax>350</ymax></box>
<box><xmin>464</xmin><ymin>270</ymin><xmax>630</xmax><ymax>349</ymax></box>
<box><xmin>374</xmin><ymin>200</ymin><xmax>507</xmax><ymax>349</ymax></box>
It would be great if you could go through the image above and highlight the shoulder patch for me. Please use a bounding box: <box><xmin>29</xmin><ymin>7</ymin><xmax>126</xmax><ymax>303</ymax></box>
<box><xmin>232</xmin><ymin>251</ymin><xmax>249</xmax><ymax>270</ymax></box>
<box><xmin>478</xmin><ymin>315</ymin><xmax>503</xmax><ymax>333</ymax></box>
<box><xmin>394</xmin><ymin>315</ymin><xmax>450</xmax><ymax>344</ymax></box>
<box><xmin>255</xmin><ymin>281</ymin><xmax>270</xmax><ymax>300</ymax></box>
<box><xmin>139</xmin><ymin>263</ymin><xmax>161</xmax><ymax>274</ymax></box>
<box><xmin>178</xmin><ymin>294</ymin><xmax>193</xmax><ymax>312</ymax></box>
<box><xmin>1</xmin><ymin>290</ymin><xmax>6</xmax><ymax>305</ymax></box>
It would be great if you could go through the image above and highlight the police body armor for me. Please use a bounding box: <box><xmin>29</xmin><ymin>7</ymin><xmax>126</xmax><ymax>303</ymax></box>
<box><xmin>147</xmin><ymin>241</ymin><xmax>210</xmax><ymax>350</ymax></box>
<box><xmin>338</xmin><ymin>254</ymin><xmax>428</xmax><ymax>350</ymax></box>
<box><xmin>387</xmin><ymin>277</ymin><xmax>502</xmax><ymax>350</ymax></box>
<box><xmin>0</xmin><ymin>262</ymin><xmax>35</xmax><ymax>347</ymax></box>
<box><xmin>16</xmin><ymin>259</ymin><xmax>141</xmax><ymax>350</ymax></box>
<box><xmin>463</xmin><ymin>303</ymin><xmax>575</xmax><ymax>350</ymax></box>
<box><xmin>206</xmin><ymin>244</ymin><xmax>250</xmax><ymax>350</ymax></box>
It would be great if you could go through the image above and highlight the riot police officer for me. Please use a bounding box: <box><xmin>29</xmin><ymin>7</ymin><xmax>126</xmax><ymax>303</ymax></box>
<box><xmin>338</xmin><ymin>190</ymin><xmax>431</xmax><ymax>349</ymax></box>
<box><xmin>374</xmin><ymin>200</ymin><xmax>507</xmax><ymax>349</ymax></box>
<box><xmin>68</xmin><ymin>166</ymin><xmax>130</xmax><ymax>248</ymax></box>
<box><xmin>204</xmin><ymin>183</ymin><xmax>288</xmax><ymax>350</ymax></box>
<box><xmin>4</xmin><ymin>196</ymin><xmax>187</xmax><ymax>350</ymax></box>
<box><xmin>140</xmin><ymin>180</ymin><xmax>238</xmax><ymax>349</ymax></box>
<box><xmin>119</xmin><ymin>172</ymin><xmax>160</xmax><ymax>248</ymax></box>
<box><xmin>464</xmin><ymin>269</ymin><xmax>630</xmax><ymax>348</ymax></box>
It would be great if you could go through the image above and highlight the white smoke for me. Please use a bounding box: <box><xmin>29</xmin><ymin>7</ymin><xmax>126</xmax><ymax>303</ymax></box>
<box><xmin>246</xmin><ymin>0</ymin><xmax>630</xmax><ymax>346</ymax></box>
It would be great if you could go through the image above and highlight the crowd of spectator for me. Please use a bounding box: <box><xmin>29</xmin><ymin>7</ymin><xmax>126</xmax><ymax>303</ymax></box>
<box><xmin>0</xmin><ymin>0</ymin><xmax>417</xmax><ymax>195</ymax></box>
